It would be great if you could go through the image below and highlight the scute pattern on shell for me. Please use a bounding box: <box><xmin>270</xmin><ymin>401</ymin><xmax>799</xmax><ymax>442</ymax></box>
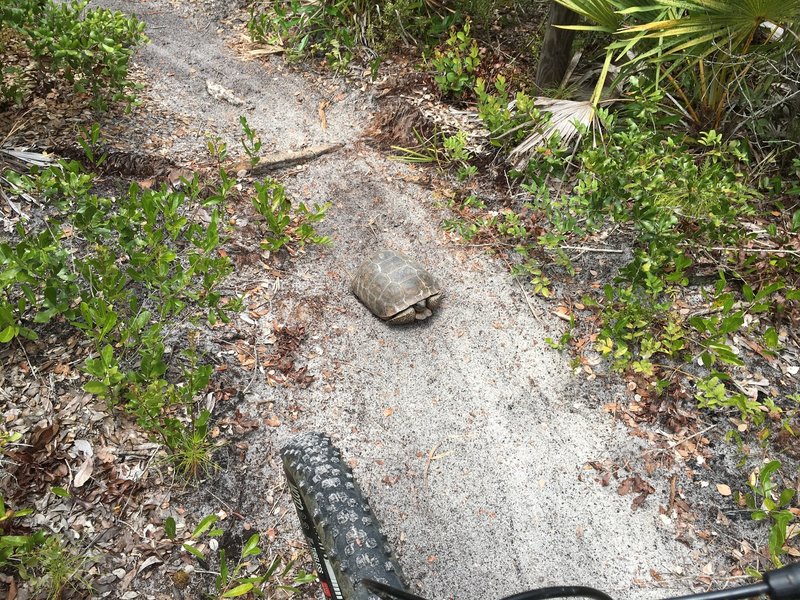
<box><xmin>351</xmin><ymin>250</ymin><xmax>440</xmax><ymax>320</ymax></box>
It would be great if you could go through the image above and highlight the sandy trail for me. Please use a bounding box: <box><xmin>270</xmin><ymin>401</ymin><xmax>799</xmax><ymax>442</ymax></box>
<box><xmin>98</xmin><ymin>1</ymin><xmax>698</xmax><ymax>597</ymax></box>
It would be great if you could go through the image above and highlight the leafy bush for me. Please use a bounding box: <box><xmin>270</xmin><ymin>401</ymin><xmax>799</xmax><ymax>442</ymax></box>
<box><xmin>167</xmin><ymin>514</ymin><xmax>315</xmax><ymax>598</ymax></box>
<box><xmin>247</xmin><ymin>0</ymin><xmax>454</xmax><ymax>71</ymax></box>
<box><xmin>739</xmin><ymin>460</ymin><xmax>797</xmax><ymax>566</ymax></box>
<box><xmin>0</xmin><ymin>0</ymin><xmax>147</xmax><ymax>109</ymax></box>
<box><xmin>429</xmin><ymin>19</ymin><xmax>480</xmax><ymax>96</ymax></box>
<box><xmin>1</xmin><ymin>153</ymin><xmax>239</xmax><ymax>475</ymax></box>
<box><xmin>475</xmin><ymin>75</ymin><xmax>550</xmax><ymax>148</ymax></box>
<box><xmin>0</xmin><ymin>226</ymin><xmax>78</xmax><ymax>343</ymax></box>
<box><xmin>534</xmin><ymin>113</ymin><xmax>757</xmax><ymax>282</ymax></box>
<box><xmin>514</xmin><ymin>108</ymin><xmax>800</xmax><ymax>438</ymax></box>
<box><xmin>0</xmin><ymin>486</ymin><xmax>89</xmax><ymax>599</ymax></box>
<box><xmin>252</xmin><ymin>177</ymin><xmax>331</xmax><ymax>252</ymax></box>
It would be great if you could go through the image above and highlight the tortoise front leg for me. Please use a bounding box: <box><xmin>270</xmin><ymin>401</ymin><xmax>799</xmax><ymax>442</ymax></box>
<box><xmin>387</xmin><ymin>306</ymin><xmax>417</xmax><ymax>325</ymax></box>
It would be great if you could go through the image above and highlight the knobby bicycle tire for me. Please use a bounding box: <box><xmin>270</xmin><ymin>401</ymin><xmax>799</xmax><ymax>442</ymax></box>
<box><xmin>282</xmin><ymin>432</ymin><xmax>407</xmax><ymax>600</ymax></box>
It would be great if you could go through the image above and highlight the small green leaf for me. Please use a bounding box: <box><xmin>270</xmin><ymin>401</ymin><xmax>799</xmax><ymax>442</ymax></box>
<box><xmin>760</xmin><ymin>460</ymin><xmax>782</xmax><ymax>489</ymax></box>
<box><xmin>242</xmin><ymin>533</ymin><xmax>261</xmax><ymax>557</ymax></box>
<box><xmin>222</xmin><ymin>583</ymin><xmax>254</xmax><ymax>597</ymax></box>
<box><xmin>165</xmin><ymin>517</ymin><xmax>177</xmax><ymax>539</ymax></box>
<box><xmin>33</xmin><ymin>308</ymin><xmax>59</xmax><ymax>323</ymax></box>
<box><xmin>778</xmin><ymin>489</ymin><xmax>795</xmax><ymax>506</ymax></box>
<box><xmin>83</xmin><ymin>381</ymin><xmax>108</xmax><ymax>395</ymax></box>
<box><xmin>764</xmin><ymin>327</ymin><xmax>779</xmax><ymax>349</ymax></box>
<box><xmin>51</xmin><ymin>487</ymin><xmax>71</xmax><ymax>498</ymax></box>
<box><xmin>0</xmin><ymin>535</ymin><xmax>35</xmax><ymax>547</ymax></box>
<box><xmin>100</xmin><ymin>344</ymin><xmax>114</xmax><ymax>364</ymax></box>
<box><xmin>182</xmin><ymin>542</ymin><xmax>205</xmax><ymax>559</ymax></box>
<box><xmin>264</xmin><ymin>556</ymin><xmax>282</xmax><ymax>579</ymax></box>
<box><xmin>218</xmin><ymin>549</ymin><xmax>229</xmax><ymax>586</ymax></box>
<box><xmin>192</xmin><ymin>514</ymin><xmax>218</xmax><ymax>538</ymax></box>
<box><xmin>0</xmin><ymin>326</ymin><xmax>18</xmax><ymax>343</ymax></box>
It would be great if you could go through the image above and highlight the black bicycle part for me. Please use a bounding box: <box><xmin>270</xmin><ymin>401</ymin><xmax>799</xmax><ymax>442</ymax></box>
<box><xmin>282</xmin><ymin>432</ymin><xmax>407</xmax><ymax>600</ymax></box>
<box><xmin>764</xmin><ymin>563</ymin><xmax>800</xmax><ymax>600</ymax></box>
<box><xmin>502</xmin><ymin>586</ymin><xmax>614</xmax><ymax>600</ymax></box>
<box><xmin>284</xmin><ymin>433</ymin><xmax>800</xmax><ymax>600</ymax></box>
<box><xmin>665</xmin><ymin>582</ymin><xmax>769</xmax><ymax>600</ymax></box>
<box><xmin>363</xmin><ymin>579</ymin><xmax>431</xmax><ymax>600</ymax></box>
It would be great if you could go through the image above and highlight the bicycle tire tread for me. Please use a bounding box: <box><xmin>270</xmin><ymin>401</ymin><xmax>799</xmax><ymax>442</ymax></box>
<box><xmin>282</xmin><ymin>432</ymin><xmax>406</xmax><ymax>600</ymax></box>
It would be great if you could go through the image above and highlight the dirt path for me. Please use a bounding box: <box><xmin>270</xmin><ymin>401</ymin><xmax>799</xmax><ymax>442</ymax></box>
<box><xmin>98</xmin><ymin>1</ymin><xmax>705</xmax><ymax>597</ymax></box>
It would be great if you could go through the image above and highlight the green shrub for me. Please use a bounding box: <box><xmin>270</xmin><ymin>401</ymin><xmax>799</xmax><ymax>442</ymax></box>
<box><xmin>740</xmin><ymin>460</ymin><xmax>797</xmax><ymax>566</ymax></box>
<box><xmin>519</xmin><ymin>107</ymin><xmax>800</xmax><ymax>430</ymax></box>
<box><xmin>556</xmin><ymin>0</ymin><xmax>800</xmax><ymax>139</ymax></box>
<box><xmin>170</xmin><ymin>514</ymin><xmax>315</xmax><ymax>598</ymax></box>
<box><xmin>536</xmin><ymin>113</ymin><xmax>757</xmax><ymax>275</ymax></box>
<box><xmin>247</xmin><ymin>0</ymin><xmax>454</xmax><ymax>71</ymax></box>
<box><xmin>1</xmin><ymin>154</ymin><xmax>239</xmax><ymax>475</ymax></box>
<box><xmin>0</xmin><ymin>487</ymin><xmax>88</xmax><ymax>599</ymax></box>
<box><xmin>429</xmin><ymin>19</ymin><xmax>480</xmax><ymax>96</ymax></box>
<box><xmin>252</xmin><ymin>177</ymin><xmax>331</xmax><ymax>252</ymax></box>
<box><xmin>475</xmin><ymin>75</ymin><xmax>549</xmax><ymax>148</ymax></box>
<box><xmin>0</xmin><ymin>0</ymin><xmax>147</xmax><ymax>109</ymax></box>
<box><xmin>0</xmin><ymin>226</ymin><xmax>79</xmax><ymax>342</ymax></box>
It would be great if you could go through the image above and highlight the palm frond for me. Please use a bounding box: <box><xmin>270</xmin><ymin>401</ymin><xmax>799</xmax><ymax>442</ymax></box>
<box><xmin>555</xmin><ymin>0</ymin><xmax>623</xmax><ymax>33</ymax></box>
<box><xmin>0</xmin><ymin>148</ymin><xmax>54</xmax><ymax>167</ymax></box>
<box><xmin>508</xmin><ymin>99</ymin><xmax>597</xmax><ymax>169</ymax></box>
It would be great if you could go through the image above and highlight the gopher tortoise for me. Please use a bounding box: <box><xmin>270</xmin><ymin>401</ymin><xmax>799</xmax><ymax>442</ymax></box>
<box><xmin>351</xmin><ymin>249</ymin><xmax>442</xmax><ymax>324</ymax></box>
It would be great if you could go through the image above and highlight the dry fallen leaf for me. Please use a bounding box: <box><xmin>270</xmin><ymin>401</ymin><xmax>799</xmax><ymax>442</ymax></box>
<box><xmin>137</xmin><ymin>555</ymin><xmax>163</xmax><ymax>575</ymax></box>
<box><xmin>6</xmin><ymin>577</ymin><xmax>17</xmax><ymax>600</ymax></box>
<box><xmin>73</xmin><ymin>457</ymin><xmax>94</xmax><ymax>488</ymax></box>
<box><xmin>650</xmin><ymin>569</ymin><xmax>664</xmax><ymax>583</ymax></box>
<box><xmin>384</xmin><ymin>407</ymin><xmax>394</xmax><ymax>417</ymax></box>
<box><xmin>716</xmin><ymin>483</ymin><xmax>732</xmax><ymax>496</ymax></box>
<box><xmin>96</xmin><ymin>447</ymin><xmax>115</xmax><ymax>464</ymax></box>
<box><xmin>264</xmin><ymin>416</ymin><xmax>281</xmax><ymax>427</ymax></box>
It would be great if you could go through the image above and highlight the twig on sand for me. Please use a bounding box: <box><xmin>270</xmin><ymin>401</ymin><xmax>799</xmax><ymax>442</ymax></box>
<box><xmin>497</xmin><ymin>256</ymin><xmax>544</xmax><ymax>324</ymax></box>
<box><xmin>649</xmin><ymin>423</ymin><xmax>718</xmax><ymax>456</ymax></box>
<box><xmin>206</xmin><ymin>489</ymin><xmax>244</xmax><ymax>518</ymax></box>
<box><xmin>513</xmin><ymin>275</ymin><xmax>544</xmax><ymax>325</ymax></box>
<box><xmin>562</xmin><ymin>245</ymin><xmax>623</xmax><ymax>254</ymax></box>
<box><xmin>242</xmin><ymin>341</ymin><xmax>259</xmax><ymax>395</ymax></box>
<box><xmin>423</xmin><ymin>442</ymin><xmax>451</xmax><ymax>487</ymax></box>
<box><xmin>247</xmin><ymin>143</ymin><xmax>344</xmax><ymax>176</ymax></box>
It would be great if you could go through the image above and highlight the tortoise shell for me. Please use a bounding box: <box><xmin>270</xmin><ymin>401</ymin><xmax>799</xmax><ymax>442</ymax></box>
<box><xmin>351</xmin><ymin>249</ymin><xmax>442</xmax><ymax>324</ymax></box>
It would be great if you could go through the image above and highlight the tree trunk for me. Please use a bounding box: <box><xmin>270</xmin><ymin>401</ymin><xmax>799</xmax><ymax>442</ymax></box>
<box><xmin>535</xmin><ymin>1</ymin><xmax>580</xmax><ymax>90</ymax></box>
